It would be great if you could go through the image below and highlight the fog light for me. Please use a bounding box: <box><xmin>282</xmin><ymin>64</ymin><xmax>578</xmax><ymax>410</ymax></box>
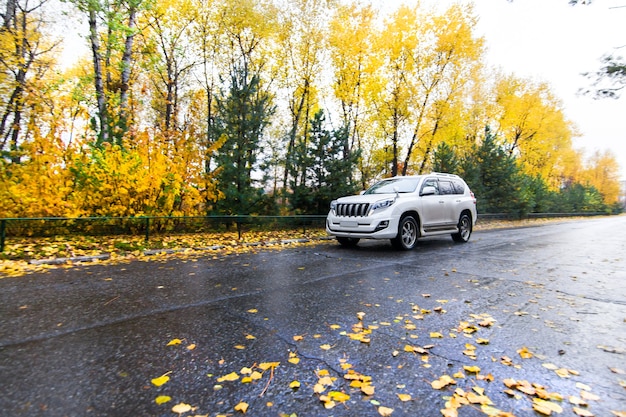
<box><xmin>375</xmin><ymin>220</ymin><xmax>389</xmax><ymax>231</ymax></box>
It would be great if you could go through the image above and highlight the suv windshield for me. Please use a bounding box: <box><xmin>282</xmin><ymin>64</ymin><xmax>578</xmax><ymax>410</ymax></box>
<box><xmin>364</xmin><ymin>177</ymin><xmax>420</xmax><ymax>195</ymax></box>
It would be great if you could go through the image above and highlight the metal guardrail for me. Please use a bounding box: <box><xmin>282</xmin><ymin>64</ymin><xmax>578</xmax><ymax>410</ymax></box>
<box><xmin>477</xmin><ymin>212</ymin><xmax>608</xmax><ymax>221</ymax></box>
<box><xmin>0</xmin><ymin>212</ymin><xmax>610</xmax><ymax>253</ymax></box>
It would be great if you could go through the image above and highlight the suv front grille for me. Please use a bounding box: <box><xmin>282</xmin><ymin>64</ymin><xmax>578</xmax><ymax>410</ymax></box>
<box><xmin>335</xmin><ymin>203</ymin><xmax>370</xmax><ymax>217</ymax></box>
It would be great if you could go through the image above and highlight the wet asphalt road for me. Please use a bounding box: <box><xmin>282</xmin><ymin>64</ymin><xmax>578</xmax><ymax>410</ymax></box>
<box><xmin>0</xmin><ymin>216</ymin><xmax>625</xmax><ymax>417</ymax></box>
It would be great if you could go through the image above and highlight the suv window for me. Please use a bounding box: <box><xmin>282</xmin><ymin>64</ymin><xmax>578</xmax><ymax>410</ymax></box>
<box><xmin>421</xmin><ymin>178</ymin><xmax>439</xmax><ymax>195</ymax></box>
<box><xmin>439</xmin><ymin>180</ymin><xmax>455</xmax><ymax>195</ymax></box>
<box><xmin>452</xmin><ymin>180</ymin><xmax>465</xmax><ymax>194</ymax></box>
<box><xmin>364</xmin><ymin>177</ymin><xmax>420</xmax><ymax>194</ymax></box>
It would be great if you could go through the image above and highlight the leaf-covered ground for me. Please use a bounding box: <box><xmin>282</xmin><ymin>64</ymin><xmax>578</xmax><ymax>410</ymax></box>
<box><xmin>0</xmin><ymin>218</ymin><xmax>589</xmax><ymax>278</ymax></box>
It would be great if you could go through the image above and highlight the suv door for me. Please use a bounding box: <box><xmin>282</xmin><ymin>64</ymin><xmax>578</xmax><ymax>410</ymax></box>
<box><xmin>437</xmin><ymin>179</ymin><xmax>458</xmax><ymax>225</ymax></box>
<box><xmin>419</xmin><ymin>178</ymin><xmax>446</xmax><ymax>226</ymax></box>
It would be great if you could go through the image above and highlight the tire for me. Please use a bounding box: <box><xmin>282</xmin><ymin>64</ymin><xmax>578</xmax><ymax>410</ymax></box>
<box><xmin>337</xmin><ymin>237</ymin><xmax>360</xmax><ymax>247</ymax></box>
<box><xmin>452</xmin><ymin>213</ymin><xmax>472</xmax><ymax>243</ymax></box>
<box><xmin>391</xmin><ymin>215</ymin><xmax>418</xmax><ymax>250</ymax></box>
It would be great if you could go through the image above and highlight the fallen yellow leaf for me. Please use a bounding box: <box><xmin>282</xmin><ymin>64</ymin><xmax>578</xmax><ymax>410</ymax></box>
<box><xmin>532</xmin><ymin>398</ymin><xmax>562</xmax><ymax>415</ymax></box>
<box><xmin>580</xmin><ymin>391</ymin><xmax>600</xmax><ymax>401</ymax></box>
<box><xmin>431</xmin><ymin>375</ymin><xmax>456</xmax><ymax>390</ymax></box>
<box><xmin>329</xmin><ymin>391</ymin><xmax>350</xmax><ymax>402</ymax></box>
<box><xmin>378</xmin><ymin>405</ymin><xmax>394</xmax><ymax>416</ymax></box>
<box><xmin>517</xmin><ymin>346</ymin><xmax>533</xmax><ymax>359</ymax></box>
<box><xmin>167</xmin><ymin>338</ymin><xmax>182</xmax><ymax>346</ymax></box>
<box><xmin>430</xmin><ymin>332</ymin><xmax>444</xmax><ymax>339</ymax></box>
<box><xmin>320</xmin><ymin>344</ymin><xmax>332</xmax><ymax>350</ymax></box>
<box><xmin>234</xmin><ymin>401</ymin><xmax>249</xmax><ymax>413</ymax></box>
<box><xmin>573</xmin><ymin>407</ymin><xmax>594</xmax><ymax>417</ymax></box>
<box><xmin>151</xmin><ymin>373</ymin><xmax>171</xmax><ymax>387</ymax></box>
<box><xmin>172</xmin><ymin>403</ymin><xmax>192</xmax><ymax>414</ymax></box>
<box><xmin>397</xmin><ymin>393</ymin><xmax>412</xmax><ymax>402</ymax></box>
<box><xmin>318</xmin><ymin>376</ymin><xmax>334</xmax><ymax>386</ymax></box>
<box><xmin>361</xmin><ymin>385</ymin><xmax>375</xmax><ymax>396</ymax></box>
<box><xmin>258</xmin><ymin>362</ymin><xmax>280</xmax><ymax>371</ymax></box>
<box><xmin>217</xmin><ymin>372</ymin><xmax>239</xmax><ymax>382</ymax></box>
<box><xmin>155</xmin><ymin>395</ymin><xmax>171</xmax><ymax>405</ymax></box>
<box><xmin>463</xmin><ymin>365</ymin><xmax>481</xmax><ymax>374</ymax></box>
<box><xmin>290</xmin><ymin>380</ymin><xmax>301</xmax><ymax>389</ymax></box>
<box><xmin>313</xmin><ymin>383</ymin><xmax>326</xmax><ymax>394</ymax></box>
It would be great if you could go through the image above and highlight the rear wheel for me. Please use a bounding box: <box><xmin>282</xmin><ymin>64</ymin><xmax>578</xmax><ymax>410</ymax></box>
<box><xmin>337</xmin><ymin>237</ymin><xmax>360</xmax><ymax>247</ymax></box>
<box><xmin>391</xmin><ymin>215</ymin><xmax>418</xmax><ymax>250</ymax></box>
<box><xmin>452</xmin><ymin>213</ymin><xmax>472</xmax><ymax>243</ymax></box>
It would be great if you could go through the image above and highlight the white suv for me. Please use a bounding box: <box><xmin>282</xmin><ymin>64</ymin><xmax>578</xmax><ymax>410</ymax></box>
<box><xmin>326</xmin><ymin>173</ymin><xmax>477</xmax><ymax>250</ymax></box>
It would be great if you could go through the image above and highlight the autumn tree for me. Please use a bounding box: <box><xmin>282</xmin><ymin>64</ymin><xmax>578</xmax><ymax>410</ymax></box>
<box><xmin>140</xmin><ymin>0</ymin><xmax>198</xmax><ymax>135</ymax></box>
<box><xmin>188</xmin><ymin>0</ymin><xmax>222</xmax><ymax>177</ymax></box>
<box><xmin>366</xmin><ymin>5</ymin><xmax>415</xmax><ymax>177</ymax></box>
<box><xmin>491</xmin><ymin>74</ymin><xmax>577</xmax><ymax>189</ymax></box>
<box><xmin>365</xmin><ymin>4</ymin><xmax>484</xmax><ymax>178</ymax></box>
<box><xmin>401</xmin><ymin>4</ymin><xmax>484</xmax><ymax>175</ymax></box>
<box><xmin>272</xmin><ymin>0</ymin><xmax>328</xmax><ymax>204</ymax></box>
<box><xmin>0</xmin><ymin>0</ymin><xmax>58</xmax><ymax>162</ymax></box>
<box><xmin>581</xmin><ymin>149</ymin><xmax>621</xmax><ymax>204</ymax></box>
<box><xmin>67</xmin><ymin>0</ymin><xmax>147</xmax><ymax>145</ymax></box>
<box><xmin>328</xmin><ymin>2</ymin><xmax>375</xmax><ymax>187</ymax></box>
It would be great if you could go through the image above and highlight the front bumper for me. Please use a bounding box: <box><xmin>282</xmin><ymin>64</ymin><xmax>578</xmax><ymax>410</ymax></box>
<box><xmin>326</xmin><ymin>215</ymin><xmax>399</xmax><ymax>239</ymax></box>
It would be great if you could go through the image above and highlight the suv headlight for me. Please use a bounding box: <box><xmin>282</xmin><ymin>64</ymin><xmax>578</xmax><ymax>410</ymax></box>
<box><xmin>368</xmin><ymin>198</ymin><xmax>396</xmax><ymax>215</ymax></box>
<box><xmin>330</xmin><ymin>200</ymin><xmax>337</xmax><ymax>214</ymax></box>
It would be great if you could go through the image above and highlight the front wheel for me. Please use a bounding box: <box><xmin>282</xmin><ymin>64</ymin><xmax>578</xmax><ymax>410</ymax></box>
<box><xmin>452</xmin><ymin>213</ymin><xmax>472</xmax><ymax>243</ymax></box>
<box><xmin>391</xmin><ymin>215</ymin><xmax>418</xmax><ymax>250</ymax></box>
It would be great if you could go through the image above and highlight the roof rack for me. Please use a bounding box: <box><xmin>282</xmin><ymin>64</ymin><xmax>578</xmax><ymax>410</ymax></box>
<box><xmin>430</xmin><ymin>172</ymin><xmax>460</xmax><ymax>178</ymax></box>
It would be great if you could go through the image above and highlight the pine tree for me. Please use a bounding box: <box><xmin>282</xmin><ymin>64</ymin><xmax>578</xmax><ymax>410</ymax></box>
<box><xmin>461</xmin><ymin>127</ymin><xmax>523</xmax><ymax>214</ymax></box>
<box><xmin>432</xmin><ymin>142</ymin><xmax>459</xmax><ymax>174</ymax></box>
<box><xmin>211</xmin><ymin>65</ymin><xmax>274</xmax><ymax>215</ymax></box>
<box><xmin>291</xmin><ymin>111</ymin><xmax>361</xmax><ymax>214</ymax></box>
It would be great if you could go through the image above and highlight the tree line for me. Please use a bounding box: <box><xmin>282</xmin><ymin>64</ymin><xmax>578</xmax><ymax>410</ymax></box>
<box><xmin>0</xmin><ymin>0</ymin><xmax>622</xmax><ymax>219</ymax></box>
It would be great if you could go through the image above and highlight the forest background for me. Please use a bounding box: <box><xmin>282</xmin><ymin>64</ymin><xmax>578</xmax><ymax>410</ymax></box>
<box><xmin>0</xmin><ymin>0</ymin><xmax>623</xmax><ymax>220</ymax></box>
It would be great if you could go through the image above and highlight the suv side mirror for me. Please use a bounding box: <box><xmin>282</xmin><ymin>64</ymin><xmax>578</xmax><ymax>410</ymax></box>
<box><xmin>421</xmin><ymin>186</ymin><xmax>437</xmax><ymax>196</ymax></box>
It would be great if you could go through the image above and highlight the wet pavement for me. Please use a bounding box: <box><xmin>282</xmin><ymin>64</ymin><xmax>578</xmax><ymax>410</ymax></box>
<box><xmin>1</xmin><ymin>216</ymin><xmax>625</xmax><ymax>417</ymax></box>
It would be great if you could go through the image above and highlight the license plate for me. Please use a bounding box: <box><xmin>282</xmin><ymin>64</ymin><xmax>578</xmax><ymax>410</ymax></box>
<box><xmin>341</xmin><ymin>221</ymin><xmax>358</xmax><ymax>228</ymax></box>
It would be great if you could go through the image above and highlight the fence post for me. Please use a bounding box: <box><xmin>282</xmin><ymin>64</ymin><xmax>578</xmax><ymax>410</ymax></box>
<box><xmin>0</xmin><ymin>219</ymin><xmax>6</xmax><ymax>253</ymax></box>
<box><xmin>144</xmin><ymin>217</ymin><xmax>150</xmax><ymax>242</ymax></box>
